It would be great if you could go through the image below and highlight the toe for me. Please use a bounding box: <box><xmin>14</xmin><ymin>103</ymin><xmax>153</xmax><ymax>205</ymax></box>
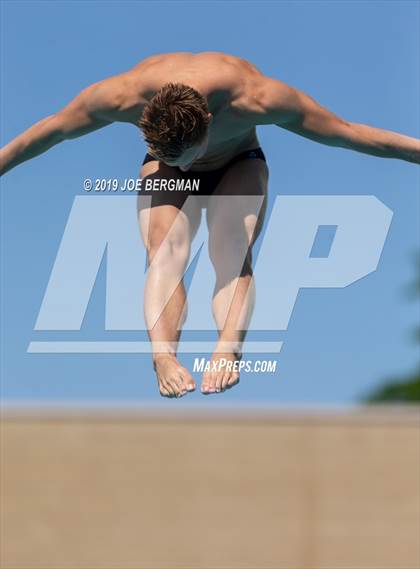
<box><xmin>207</xmin><ymin>373</ymin><xmax>217</xmax><ymax>394</ymax></box>
<box><xmin>160</xmin><ymin>385</ymin><xmax>174</xmax><ymax>397</ymax></box>
<box><xmin>215</xmin><ymin>372</ymin><xmax>224</xmax><ymax>393</ymax></box>
<box><xmin>179</xmin><ymin>368</ymin><xmax>196</xmax><ymax>392</ymax></box>
<box><xmin>171</xmin><ymin>374</ymin><xmax>186</xmax><ymax>397</ymax></box>
<box><xmin>226</xmin><ymin>373</ymin><xmax>240</xmax><ymax>389</ymax></box>
<box><xmin>221</xmin><ymin>372</ymin><xmax>231</xmax><ymax>391</ymax></box>
<box><xmin>201</xmin><ymin>372</ymin><xmax>211</xmax><ymax>394</ymax></box>
<box><xmin>202</xmin><ymin>372</ymin><xmax>216</xmax><ymax>394</ymax></box>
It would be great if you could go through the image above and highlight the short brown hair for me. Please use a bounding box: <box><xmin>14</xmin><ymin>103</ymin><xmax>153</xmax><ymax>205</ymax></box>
<box><xmin>139</xmin><ymin>83</ymin><xmax>210</xmax><ymax>161</ymax></box>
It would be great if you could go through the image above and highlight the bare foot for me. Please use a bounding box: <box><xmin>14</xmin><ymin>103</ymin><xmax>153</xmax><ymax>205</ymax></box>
<box><xmin>201</xmin><ymin>352</ymin><xmax>240</xmax><ymax>394</ymax></box>
<box><xmin>153</xmin><ymin>354</ymin><xmax>196</xmax><ymax>398</ymax></box>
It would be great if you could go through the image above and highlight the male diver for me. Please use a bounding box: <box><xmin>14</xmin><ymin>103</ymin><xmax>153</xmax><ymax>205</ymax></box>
<box><xmin>1</xmin><ymin>52</ymin><xmax>419</xmax><ymax>397</ymax></box>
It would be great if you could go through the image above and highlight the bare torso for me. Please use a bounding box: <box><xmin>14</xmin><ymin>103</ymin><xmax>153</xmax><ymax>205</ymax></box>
<box><xmin>118</xmin><ymin>52</ymin><xmax>265</xmax><ymax>170</ymax></box>
<box><xmin>2</xmin><ymin>50</ymin><xmax>417</xmax><ymax>179</ymax></box>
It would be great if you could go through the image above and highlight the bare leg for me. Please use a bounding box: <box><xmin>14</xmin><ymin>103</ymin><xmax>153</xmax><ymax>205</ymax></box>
<box><xmin>138</xmin><ymin>162</ymin><xmax>201</xmax><ymax>397</ymax></box>
<box><xmin>201</xmin><ymin>159</ymin><xmax>268</xmax><ymax>394</ymax></box>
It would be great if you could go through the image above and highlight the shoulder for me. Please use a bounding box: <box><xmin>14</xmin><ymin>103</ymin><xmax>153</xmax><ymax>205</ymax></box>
<box><xmin>87</xmin><ymin>74</ymin><xmax>133</xmax><ymax>109</ymax></box>
<box><xmin>230</xmin><ymin>75</ymin><xmax>300</xmax><ymax>126</ymax></box>
<box><xmin>81</xmin><ymin>73</ymin><xmax>145</xmax><ymax>123</ymax></box>
<box><xmin>194</xmin><ymin>54</ymin><xmax>266</xmax><ymax>108</ymax></box>
<box><xmin>203</xmin><ymin>55</ymin><xmax>291</xmax><ymax>116</ymax></box>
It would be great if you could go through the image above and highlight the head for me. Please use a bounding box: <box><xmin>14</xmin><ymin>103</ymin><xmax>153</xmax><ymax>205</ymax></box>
<box><xmin>139</xmin><ymin>82</ymin><xmax>212</xmax><ymax>170</ymax></box>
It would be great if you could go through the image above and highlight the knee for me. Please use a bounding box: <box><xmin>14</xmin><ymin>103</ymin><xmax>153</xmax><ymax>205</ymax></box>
<box><xmin>209</xmin><ymin>228</ymin><xmax>249</xmax><ymax>265</ymax></box>
<box><xmin>209</xmin><ymin>236</ymin><xmax>253</xmax><ymax>280</ymax></box>
<box><xmin>147</xmin><ymin>227</ymin><xmax>190</xmax><ymax>271</ymax></box>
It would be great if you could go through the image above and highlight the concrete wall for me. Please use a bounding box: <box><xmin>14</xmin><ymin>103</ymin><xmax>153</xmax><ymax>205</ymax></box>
<box><xmin>1</xmin><ymin>407</ymin><xmax>419</xmax><ymax>569</ymax></box>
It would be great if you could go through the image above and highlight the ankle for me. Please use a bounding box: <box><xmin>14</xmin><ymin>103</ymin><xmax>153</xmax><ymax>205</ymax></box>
<box><xmin>152</xmin><ymin>352</ymin><xmax>177</xmax><ymax>368</ymax></box>
<box><xmin>215</xmin><ymin>340</ymin><xmax>243</xmax><ymax>360</ymax></box>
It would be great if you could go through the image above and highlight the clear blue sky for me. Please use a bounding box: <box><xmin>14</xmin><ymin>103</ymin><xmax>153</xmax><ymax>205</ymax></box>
<box><xmin>1</xmin><ymin>0</ymin><xmax>419</xmax><ymax>406</ymax></box>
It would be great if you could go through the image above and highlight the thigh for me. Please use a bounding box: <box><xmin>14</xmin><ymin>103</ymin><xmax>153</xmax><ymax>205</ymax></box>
<box><xmin>137</xmin><ymin>161</ymin><xmax>202</xmax><ymax>254</ymax></box>
<box><xmin>206</xmin><ymin>158</ymin><xmax>269</xmax><ymax>247</ymax></box>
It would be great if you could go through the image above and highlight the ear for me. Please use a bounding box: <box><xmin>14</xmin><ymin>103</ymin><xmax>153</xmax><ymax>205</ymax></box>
<box><xmin>207</xmin><ymin>113</ymin><xmax>213</xmax><ymax>124</ymax></box>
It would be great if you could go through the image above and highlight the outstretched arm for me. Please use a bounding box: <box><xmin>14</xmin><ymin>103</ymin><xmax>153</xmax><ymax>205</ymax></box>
<box><xmin>256</xmin><ymin>78</ymin><xmax>419</xmax><ymax>164</ymax></box>
<box><xmin>0</xmin><ymin>75</ymin><xmax>129</xmax><ymax>176</ymax></box>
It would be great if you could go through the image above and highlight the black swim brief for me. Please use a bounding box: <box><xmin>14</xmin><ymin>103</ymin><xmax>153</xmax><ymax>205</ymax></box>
<box><xmin>141</xmin><ymin>147</ymin><xmax>266</xmax><ymax>195</ymax></box>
